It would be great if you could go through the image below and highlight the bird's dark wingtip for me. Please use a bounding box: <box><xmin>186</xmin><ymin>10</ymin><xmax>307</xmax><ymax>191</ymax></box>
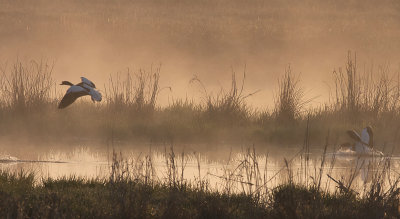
<box><xmin>58</xmin><ymin>103</ymin><xmax>66</xmax><ymax>109</ymax></box>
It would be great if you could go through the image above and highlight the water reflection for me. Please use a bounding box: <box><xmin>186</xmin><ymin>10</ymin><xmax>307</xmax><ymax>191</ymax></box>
<box><xmin>0</xmin><ymin>145</ymin><xmax>396</xmax><ymax>194</ymax></box>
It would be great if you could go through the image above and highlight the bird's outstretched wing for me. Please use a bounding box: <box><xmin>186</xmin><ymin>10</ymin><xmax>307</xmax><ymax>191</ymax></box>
<box><xmin>347</xmin><ymin>130</ymin><xmax>362</xmax><ymax>143</ymax></box>
<box><xmin>81</xmin><ymin>77</ymin><xmax>96</xmax><ymax>88</ymax></box>
<box><xmin>58</xmin><ymin>86</ymin><xmax>89</xmax><ymax>109</ymax></box>
<box><xmin>89</xmin><ymin>88</ymin><xmax>102</xmax><ymax>102</ymax></box>
<box><xmin>361</xmin><ymin>128</ymin><xmax>370</xmax><ymax>146</ymax></box>
<box><xmin>361</xmin><ymin>126</ymin><xmax>373</xmax><ymax>147</ymax></box>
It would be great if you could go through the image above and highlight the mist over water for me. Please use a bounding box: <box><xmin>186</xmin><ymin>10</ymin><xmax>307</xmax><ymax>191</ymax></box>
<box><xmin>0</xmin><ymin>144</ymin><xmax>396</xmax><ymax>193</ymax></box>
<box><xmin>1</xmin><ymin>0</ymin><xmax>400</xmax><ymax>197</ymax></box>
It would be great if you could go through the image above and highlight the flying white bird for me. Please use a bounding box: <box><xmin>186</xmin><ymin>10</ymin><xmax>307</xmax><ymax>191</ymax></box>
<box><xmin>58</xmin><ymin>77</ymin><xmax>102</xmax><ymax>109</ymax></box>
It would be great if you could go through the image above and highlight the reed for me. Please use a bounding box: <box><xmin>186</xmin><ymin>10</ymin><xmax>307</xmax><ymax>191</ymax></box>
<box><xmin>1</xmin><ymin>54</ymin><xmax>400</xmax><ymax>147</ymax></box>
<box><xmin>104</xmin><ymin>67</ymin><xmax>161</xmax><ymax>113</ymax></box>
<box><xmin>0</xmin><ymin>60</ymin><xmax>54</xmax><ymax>112</ymax></box>
<box><xmin>274</xmin><ymin>66</ymin><xmax>306</xmax><ymax>124</ymax></box>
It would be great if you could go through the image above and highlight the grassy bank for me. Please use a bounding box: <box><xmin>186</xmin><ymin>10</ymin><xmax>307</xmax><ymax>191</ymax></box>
<box><xmin>2</xmin><ymin>175</ymin><xmax>398</xmax><ymax>218</ymax></box>
<box><xmin>0</xmin><ymin>171</ymin><xmax>266</xmax><ymax>218</ymax></box>
<box><xmin>1</xmin><ymin>54</ymin><xmax>400</xmax><ymax>148</ymax></box>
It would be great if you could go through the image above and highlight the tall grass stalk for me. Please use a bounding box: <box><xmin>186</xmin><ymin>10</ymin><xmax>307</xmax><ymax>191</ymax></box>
<box><xmin>0</xmin><ymin>60</ymin><xmax>54</xmax><ymax>112</ymax></box>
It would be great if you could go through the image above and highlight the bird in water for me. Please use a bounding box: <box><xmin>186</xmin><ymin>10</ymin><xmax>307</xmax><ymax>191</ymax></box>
<box><xmin>341</xmin><ymin>126</ymin><xmax>382</xmax><ymax>156</ymax></box>
<box><xmin>346</xmin><ymin>126</ymin><xmax>373</xmax><ymax>153</ymax></box>
<box><xmin>58</xmin><ymin>77</ymin><xmax>102</xmax><ymax>109</ymax></box>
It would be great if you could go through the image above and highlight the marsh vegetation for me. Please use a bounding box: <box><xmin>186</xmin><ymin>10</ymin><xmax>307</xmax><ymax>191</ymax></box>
<box><xmin>0</xmin><ymin>53</ymin><xmax>399</xmax><ymax>151</ymax></box>
<box><xmin>1</xmin><ymin>146</ymin><xmax>399</xmax><ymax>218</ymax></box>
<box><xmin>1</xmin><ymin>0</ymin><xmax>400</xmax><ymax>217</ymax></box>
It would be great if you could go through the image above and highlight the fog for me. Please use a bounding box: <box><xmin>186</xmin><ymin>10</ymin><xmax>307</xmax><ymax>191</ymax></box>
<box><xmin>0</xmin><ymin>1</ymin><xmax>399</xmax><ymax>197</ymax></box>
<box><xmin>1</xmin><ymin>0</ymin><xmax>400</xmax><ymax>108</ymax></box>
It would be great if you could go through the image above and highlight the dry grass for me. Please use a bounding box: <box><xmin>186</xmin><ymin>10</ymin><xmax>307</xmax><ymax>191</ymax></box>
<box><xmin>0</xmin><ymin>60</ymin><xmax>54</xmax><ymax>112</ymax></box>
<box><xmin>104</xmin><ymin>67</ymin><xmax>162</xmax><ymax>113</ymax></box>
<box><xmin>190</xmin><ymin>71</ymin><xmax>258</xmax><ymax>125</ymax></box>
<box><xmin>333</xmin><ymin>52</ymin><xmax>400</xmax><ymax>121</ymax></box>
<box><xmin>0</xmin><ymin>54</ymin><xmax>400</xmax><ymax>147</ymax></box>
<box><xmin>274</xmin><ymin>66</ymin><xmax>307</xmax><ymax>123</ymax></box>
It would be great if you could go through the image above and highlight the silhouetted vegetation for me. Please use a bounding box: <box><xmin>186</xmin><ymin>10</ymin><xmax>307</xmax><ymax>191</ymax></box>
<box><xmin>0</xmin><ymin>147</ymin><xmax>399</xmax><ymax>218</ymax></box>
<box><xmin>0</xmin><ymin>53</ymin><xmax>400</xmax><ymax>148</ymax></box>
<box><xmin>2</xmin><ymin>1</ymin><xmax>400</xmax><ymax>217</ymax></box>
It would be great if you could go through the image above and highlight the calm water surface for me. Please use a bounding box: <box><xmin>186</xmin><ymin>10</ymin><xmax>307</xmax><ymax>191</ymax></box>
<box><xmin>0</xmin><ymin>143</ymin><xmax>398</xmax><ymax>194</ymax></box>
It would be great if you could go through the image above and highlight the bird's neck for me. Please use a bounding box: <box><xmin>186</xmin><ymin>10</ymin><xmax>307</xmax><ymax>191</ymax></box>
<box><xmin>62</xmin><ymin>81</ymin><xmax>74</xmax><ymax>86</ymax></box>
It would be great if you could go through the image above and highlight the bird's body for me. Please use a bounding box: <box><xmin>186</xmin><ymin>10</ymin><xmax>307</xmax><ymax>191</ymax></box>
<box><xmin>58</xmin><ymin>77</ymin><xmax>102</xmax><ymax>109</ymax></box>
<box><xmin>343</xmin><ymin>126</ymin><xmax>382</xmax><ymax>156</ymax></box>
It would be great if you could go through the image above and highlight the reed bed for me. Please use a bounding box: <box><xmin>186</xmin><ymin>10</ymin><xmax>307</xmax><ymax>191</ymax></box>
<box><xmin>1</xmin><ymin>54</ymin><xmax>400</xmax><ymax>148</ymax></box>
